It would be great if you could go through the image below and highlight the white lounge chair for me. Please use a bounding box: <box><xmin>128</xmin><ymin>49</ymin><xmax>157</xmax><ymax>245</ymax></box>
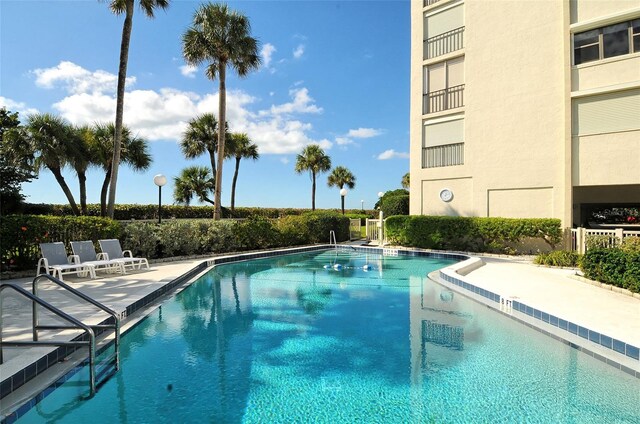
<box><xmin>70</xmin><ymin>240</ymin><xmax>126</xmax><ymax>276</ymax></box>
<box><xmin>37</xmin><ymin>242</ymin><xmax>96</xmax><ymax>281</ymax></box>
<box><xmin>98</xmin><ymin>239</ymin><xmax>150</xmax><ymax>272</ymax></box>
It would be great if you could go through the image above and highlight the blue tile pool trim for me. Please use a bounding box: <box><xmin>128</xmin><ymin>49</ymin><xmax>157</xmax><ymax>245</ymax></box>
<box><xmin>439</xmin><ymin>269</ymin><xmax>640</xmax><ymax>378</ymax></box>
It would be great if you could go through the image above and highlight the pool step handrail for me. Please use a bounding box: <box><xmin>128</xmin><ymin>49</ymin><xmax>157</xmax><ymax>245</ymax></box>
<box><xmin>329</xmin><ymin>230</ymin><xmax>337</xmax><ymax>248</ymax></box>
<box><xmin>0</xmin><ymin>283</ymin><xmax>98</xmax><ymax>396</ymax></box>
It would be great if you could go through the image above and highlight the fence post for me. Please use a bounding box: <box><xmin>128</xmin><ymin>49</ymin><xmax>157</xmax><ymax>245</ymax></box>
<box><xmin>577</xmin><ymin>227</ymin><xmax>586</xmax><ymax>254</ymax></box>
<box><xmin>614</xmin><ymin>228</ymin><xmax>624</xmax><ymax>246</ymax></box>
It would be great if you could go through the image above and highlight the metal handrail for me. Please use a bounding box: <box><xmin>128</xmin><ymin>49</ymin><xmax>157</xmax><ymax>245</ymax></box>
<box><xmin>0</xmin><ymin>283</ymin><xmax>97</xmax><ymax>396</ymax></box>
<box><xmin>32</xmin><ymin>274</ymin><xmax>120</xmax><ymax>372</ymax></box>
<box><xmin>329</xmin><ymin>230</ymin><xmax>337</xmax><ymax>248</ymax></box>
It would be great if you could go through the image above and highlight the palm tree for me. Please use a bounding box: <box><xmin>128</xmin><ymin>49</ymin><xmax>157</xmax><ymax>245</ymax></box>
<box><xmin>13</xmin><ymin>114</ymin><xmax>85</xmax><ymax>215</ymax></box>
<box><xmin>69</xmin><ymin>125</ymin><xmax>95</xmax><ymax>215</ymax></box>
<box><xmin>327</xmin><ymin>166</ymin><xmax>356</xmax><ymax>215</ymax></box>
<box><xmin>401</xmin><ymin>172</ymin><xmax>410</xmax><ymax>189</ymax></box>
<box><xmin>295</xmin><ymin>145</ymin><xmax>331</xmax><ymax>211</ymax></box>
<box><xmin>180</xmin><ymin>113</ymin><xmax>221</xmax><ymax>178</ymax></box>
<box><xmin>173</xmin><ymin>166</ymin><xmax>215</xmax><ymax>205</ymax></box>
<box><xmin>93</xmin><ymin>122</ymin><xmax>152</xmax><ymax>216</ymax></box>
<box><xmin>106</xmin><ymin>0</ymin><xmax>169</xmax><ymax>219</ymax></box>
<box><xmin>226</xmin><ymin>133</ymin><xmax>258</xmax><ymax>211</ymax></box>
<box><xmin>182</xmin><ymin>2</ymin><xmax>261</xmax><ymax>220</ymax></box>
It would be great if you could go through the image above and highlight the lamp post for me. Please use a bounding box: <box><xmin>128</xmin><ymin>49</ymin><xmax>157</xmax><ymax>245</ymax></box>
<box><xmin>340</xmin><ymin>188</ymin><xmax>348</xmax><ymax>215</ymax></box>
<box><xmin>361</xmin><ymin>200</ymin><xmax>364</xmax><ymax>211</ymax></box>
<box><xmin>377</xmin><ymin>191</ymin><xmax>384</xmax><ymax>246</ymax></box>
<box><xmin>153</xmin><ymin>174</ymin><xmax>167</xmax><ymax>224</ymax></box>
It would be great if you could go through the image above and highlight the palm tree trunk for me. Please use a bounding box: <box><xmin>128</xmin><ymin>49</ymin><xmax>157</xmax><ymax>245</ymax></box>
<box><xmin>230</xmin><ymin>157</ymin><xmax>240</xmax><ymax>211</ymax></box>
<box><xmin>107</xmin><ymin>0</ymin><xmax>134</xmax><ymax>219</ymax></box>
<box><xmin>79</xmin><ymin>171</ymin><xmax>87</xmax><ymax>215</ymax></box>
<box><xmin>209</xmin><ymin>149</ymin><xmax>216</xmax><ymax>184</ymax></box>
<box><xmin>50</xmin><ymin>166</ymin><xmax>80</xmax><ymax>216</ymax></box>
<box><xmin>311</xmin><ymin>171</ymin><xmax>316</xmax><ymax>211</ymax></box>
<box><xmin>213</xmin><ymin>62</ymin><xmax>226</xmax><ymax>221</ymax></box>
<box><xmin>100</xmin><ymin>167</ymin><xmax>112</xmax><ymax>217</ymax></box>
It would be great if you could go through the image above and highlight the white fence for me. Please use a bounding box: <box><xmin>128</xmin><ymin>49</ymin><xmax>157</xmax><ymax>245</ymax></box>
<box><xmin>349</xmin><ymin>219</ymin><xmax>362</xmax><ymax>240</ymax></box>
<box><xmin>570</xmin><ymin>227</ymin><xmax>640</xmax><ymax>254</ymax></box>
<box><xmin>365</xmin><ymin>219</ymin><xmax>386</xmax><ymax>245</ymax></box>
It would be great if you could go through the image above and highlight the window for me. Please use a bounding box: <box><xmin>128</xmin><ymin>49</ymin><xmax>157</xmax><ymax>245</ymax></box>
<box><xmin>573</xmin><ymin>20</ymin><xmax>640</xmax><ymax>65</ymax></box>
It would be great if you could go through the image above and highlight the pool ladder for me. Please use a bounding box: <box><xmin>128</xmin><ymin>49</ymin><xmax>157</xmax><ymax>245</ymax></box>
<box><xmin>329</xmin><ymin>230</ymin><xmax>337</xmax><ymax>248</ymax></box>
<box><xmin>0</xmin><ymin>274</ymin><xmax>120</xmax><ymax>397</ymax></box>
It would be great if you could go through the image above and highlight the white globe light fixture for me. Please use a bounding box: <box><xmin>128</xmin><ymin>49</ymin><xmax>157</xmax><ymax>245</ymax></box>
<box><xmin>340</xmin><ymin>188</ymin><xmax>348</xmax><ymax>215</ymax></box>
<box><xmin>154</xmin><ymin>174</ymin><xmax>167</xmax><ymax>224</ymax></box>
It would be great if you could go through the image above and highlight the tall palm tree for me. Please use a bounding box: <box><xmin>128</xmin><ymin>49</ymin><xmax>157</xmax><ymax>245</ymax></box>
<box><xmin>15</xmin><ymin>114</ymin><xmax>85</xmax><ymax>215</ymax></box>
<box><xmin>226</xmin><ymin>132</ymin><xmax>258</xmax><ymax>211</ymax></box>
<box><xmin>182</xmin><ymin>2</ymin><xmax>261</xmax><ymax>220</ymax></box>
<box><xmin>93</xmin><ymin>122</ymin><xmax>152</xmax><ymax>216</ymax></box>
<box><xmin>106</xmin><ymin>0</ymin><xmax>170</xmax><ymax>219</ymax></box>
<box><xmin>69</xmin><ymin>125</ymin><xmax>95</xmax><ymax>215</ymax></box>
<box><xmin>295</xmin><ymin>145</ymin><xmax>331</xmax><ymax>211</ymax></box>
<box><xmin>327</xmin><ymin>166</ymin><xmax>356</xmax><ymax>215</ymax></box>
<box><xmin>173</xmin><ymin>166</ymin><xmax>215</xmax><ymax>205</ymax></box>
<box><xmin>401</xmin><ymin>172</ymin><xmax>410</xmax><ymax>189</ymax></box>
<box><xmin>180</xmin><ymin>113</ymin><xmax>220</xmax><ymax>178</ymax></box>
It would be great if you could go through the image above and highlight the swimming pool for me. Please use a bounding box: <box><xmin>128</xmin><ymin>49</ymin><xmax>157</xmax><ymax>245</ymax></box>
<box><xmin>11</xmin><ymin>249</ymin><xmax>640</xmax><ymax>423</ymax></box>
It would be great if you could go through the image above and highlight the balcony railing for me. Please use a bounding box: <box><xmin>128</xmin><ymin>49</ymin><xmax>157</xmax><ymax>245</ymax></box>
<box><xmin>423</xmin><ymin>84</ymin><xmax>464</xmax><ymax>114</ymax></box>
<box><xmin>422</xmin><ymin>143</ymin><xmax>464</xmax><ymax>168</ymax></box>
<box><xmin>424</xmin><ymin>26</ymin><xmax>465</xmax><ymax>59</ymax></box>
<box><xmin>424</xmin><ymin>0</ymin><xmax>444</xmax><ymax>6</ymax></box>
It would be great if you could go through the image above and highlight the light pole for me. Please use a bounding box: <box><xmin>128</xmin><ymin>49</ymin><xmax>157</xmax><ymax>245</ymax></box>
<box><xmin>154</xmin><ymin>174</ymin><xmax>167</xmax><ymax>224</ymax></box>
<box><xmin>340</xmin><ymin>188</ymin><xmax>348</xmax><ymax>215</ymax></box>
<box><xmin>361</xmin><ymin>200</ymin><xmax>364</xmax><ymax>211</ymax></box>
<box><xmin>377</xmin><ymin>191</ymin><xmax>384</xmax><ymax>246</ymax></box>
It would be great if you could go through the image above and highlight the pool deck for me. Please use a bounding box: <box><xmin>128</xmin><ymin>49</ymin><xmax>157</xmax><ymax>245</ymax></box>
<box><xmin>1</xmin><ymin>248</ymin><xmax>639</xmax><ymax>417</ymax></box>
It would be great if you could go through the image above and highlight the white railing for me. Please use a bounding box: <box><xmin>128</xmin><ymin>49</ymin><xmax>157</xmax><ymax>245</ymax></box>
<box><xmin>570</xmin><ymin>227</ymin><xmax>640</xmax><ymax>254</ymax></box>
<box><xmin>365</xmin><ymin>218</ymin><xmax>387</xmax><ymax>245</ymax></box>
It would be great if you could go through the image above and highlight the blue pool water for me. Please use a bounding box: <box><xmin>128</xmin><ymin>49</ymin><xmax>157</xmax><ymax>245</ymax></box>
<box><xmin>14</xmin><ymin>250</ymin><xmax>640</xmax><ymax>423</ymax></box>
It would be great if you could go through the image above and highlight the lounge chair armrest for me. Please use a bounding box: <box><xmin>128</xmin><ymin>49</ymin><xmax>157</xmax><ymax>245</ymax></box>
<box><xmin>97</xmin><ymin>252</ymin><xmax>109</xmax><ymax>260</ymax></box>
<box><xmin>37</xmin><ymin>258</ymin><xmax>49</xmax><ymax>274</ymax></box>
<box><xmin>123</xmin><ymin>250</ymin><xmax>133</xmax><ymax>258</ymax></box>
<box><xmin>68</xmin><ymin>255</ymin><xmax>81</xmax><ymax>264</ymax></box>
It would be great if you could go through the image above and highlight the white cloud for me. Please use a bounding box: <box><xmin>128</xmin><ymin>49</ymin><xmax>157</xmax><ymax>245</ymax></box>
<box><xmin>0</xmin><ymin>96</ymin><xmax>39</xmax><ymax>116</ymax></box>
<box><xmin>37</xmin><ymin>62</ymin><xmax>330</xmax><ymax>155</ymax></box>
<box><xmin>293</xmin><ymin>44</ymin><xmax>305</xmax><ymax>59</ymax></box>
<box><xmin>180</xmin><ymin>65</ymin><xmax>198</xmax><ymax>78</ymax></box>
<box><xmin>335</xmin><ymin>137</ymin><xmax>353</xmax><ymax>146</ymax></box>
<box><xmin>377</xmin><ymin>149</ymin><xmax>409</xmax><ymax>160</ymax></box>
<box><xmin>280</xmin><ymin>157</ymin><xmax>290</xmax><ymax>164</ymax></box>
<box><xmin>261</xmin><ymin>43</ymin><xmax>277</xmax><ymax>68</ymax></box>
<box><xmin>267</xmin><ymin>87</ymin><xmax>322</xmax><ymax>116</ymax></box>
<box><xmin>33</xmin><ymin>61</ymin><xmax>135</xmax><ymax>94</ymax></box>
<box><xmin>347</xmin><ymin>127</ymin><xmax>383</xmax><ymax>138</ymax></box>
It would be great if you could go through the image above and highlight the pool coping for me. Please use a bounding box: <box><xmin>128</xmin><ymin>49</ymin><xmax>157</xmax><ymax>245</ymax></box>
<box><xmin>434</xmin><ymin>257</ymin><xmax>640</xmax><ymax>378</ymax></box>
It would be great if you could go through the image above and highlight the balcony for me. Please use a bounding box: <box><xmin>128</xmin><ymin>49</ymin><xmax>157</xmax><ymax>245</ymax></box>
<box><xmin>424</xmin><ymin>27</ymin><xmax>464</xmax><ymax>60</ymax></box>
<box><xmin>422</xmin><ymin>143</ymin><xmax>464</xmax><ymax>168</ymax></box>
<box><xmin>424</xmin><ymin>0</ymin><xmax>444</xmax><ymax>6</ymax></box>
<box><xmin>423</xmin><ymin>84</ymin><xmax>464</xmax><ymax>114</ymax></box>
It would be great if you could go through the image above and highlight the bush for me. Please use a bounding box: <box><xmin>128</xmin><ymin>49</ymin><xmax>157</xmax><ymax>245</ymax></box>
<box><xmin>0</xmin><ymin>215</ymin><xmax>121</xmax><ymax>271</ymax></box>
<box><xmin>534</xmin><ymin>250</ymin><xmax>581</xmax><ymax>267</ymax></box>
<box><xmin>380</xmin><ymin>194</ymin><xmax>409</xmax><ymax>216</ymax></box>
<box><xmin>581</xmin><ymin>247</ymin><xmax>640</xmax><ymax>292</ymax></box>
<box><xmin>385</xmin><ymin>216</ymin><xmax>562</xmax><ymax>253</ymax></box>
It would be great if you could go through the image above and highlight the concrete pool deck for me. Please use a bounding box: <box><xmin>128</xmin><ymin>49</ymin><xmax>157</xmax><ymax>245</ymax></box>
<box><xmin>1</xmin><ymin>247</ymin><xmax>639</xmax><ymax>417</ymax></box>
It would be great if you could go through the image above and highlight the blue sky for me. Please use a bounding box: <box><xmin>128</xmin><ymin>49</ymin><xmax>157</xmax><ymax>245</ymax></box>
<box><xmin>1</xmin><ymin>0</ymin><xmax>410</xmax><ymax>210</ymax></box>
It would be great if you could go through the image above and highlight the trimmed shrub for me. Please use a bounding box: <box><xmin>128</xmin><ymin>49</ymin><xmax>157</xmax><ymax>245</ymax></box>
<box><xmin>534</xmin><ymin>250</ymin><xmax>581</xmax><ymax>268</ymax></box>
<box><xmin>581</xmin><ymin>247</ymin><xmax>640</xmax><ymax>292</ymax></box>
<box><xmin>121</xmin><ymin>222</ymin><xmax>160</xmax><ymax>259</ymax></box>
<box><xmin>385</xmin><ymin>216</ymin><xmax>562</xmax><ymax>253</ymax></box>
<box><xmin>0</xmin><ymin>215</ymin><xmax>121</xmax><ymax>271</ymax></box>
<box><xmin>380</xmin><ymin>194</ymin><xmax>409</xmax><ymax>216</ymax></box>
<box><xmin>234</xmin><ymin>216</ymin><xmax>281</xmax><ymax>250</ymax></box>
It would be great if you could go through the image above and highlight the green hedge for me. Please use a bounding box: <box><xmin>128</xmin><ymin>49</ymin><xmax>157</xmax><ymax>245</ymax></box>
<box><xmin>580</xmin><ymin>238</ymin><xmax>640</xmax><ymax>292</ymax></box>
<box><xmin>534</xmin><ymin>250</ymin><xmax>582</xmax><ymax>268</ymax></box>
<box><xmin>20</xmin><ymin>203</ymin><xmax>375</xmax><ymax>220</ymax></box>
<box><xmin>0</xmin><ymin>215</ymin><xmax>121</xmax><ymax>271</ymax></box>
<box><xmin>385</xmin><ymin>216</ymin><xmax>562</xmax><ymax>253</ymax></box>
<box><xmin>1</xmin><ymin>212</ymin><xmax>351</xmax><ymax>272</ymax></box>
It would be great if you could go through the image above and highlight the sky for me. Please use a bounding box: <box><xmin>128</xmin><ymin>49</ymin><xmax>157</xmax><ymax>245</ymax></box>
<box><xmin>1</xmin><ymin>0</ymin><xmax>410</xmax><ymax>210</ymax></box>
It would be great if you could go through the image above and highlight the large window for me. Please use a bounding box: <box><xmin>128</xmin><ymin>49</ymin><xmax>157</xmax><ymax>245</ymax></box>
<box><xmin>574</xmin><ymin>19</ymin><xmax>640</xmax><ymax>65</ymax></box>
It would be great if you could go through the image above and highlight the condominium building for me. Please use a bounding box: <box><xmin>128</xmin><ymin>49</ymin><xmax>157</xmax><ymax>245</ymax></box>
<box><xmin>409</xmin><ymin>0</ymin><xmax>640</xmax><ymax>228</ymax></box>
